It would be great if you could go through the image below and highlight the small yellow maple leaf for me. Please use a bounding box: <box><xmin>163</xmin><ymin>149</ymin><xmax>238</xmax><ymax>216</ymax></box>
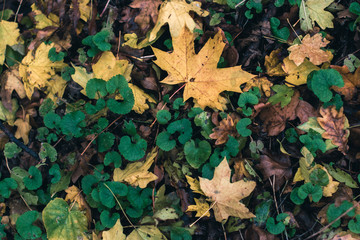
<box><xmin>19</xmin><ymin>42</ymin><xmax>67</xmax><ymax>99</ymax></box>
<box><xmin>31</xmin><ymin>3</ymin><xmax>59</xmax><ymax>29</ymax></box>
<box><xmin>186</xmin><ymin>175</ymin><xmax>204</xmax><ymax>195</ymax></box>
<box><xmin>71</xmin><ymin>64</ymin><xmax>94</xmax><ymax>96</ymax></box>
<box><xmin>264</xmin><ymin>49</ymin><xmax>286</xmax><ymax>77</ymax></box>
<box><xmin>282</xmin><ymin>57</ymin><xmax>319</xmax><ymax>86</ymax></box>
<box><xmin>45</xmin><ymin>75</ymin><xmax>67</xmax><ymax>104</ymax></box>
<box><xmin>102</xmin><ymin>219</ymin><xmax>126</xmax><ymax>240</ymax></box>
<box><xmin>14</xmin><ymin>114</ymin><xmax>31</xmax><ymax>144</ymax></box>
<box><xmin>70</xmin><ymin>0</ymin><xmax>92</xmax><ymax>22</ymax></box>
<box><xmin>149</xmin><ymin>0</ymin><xmax>209</xmax><ymax>41</ymax></box>
<box><xmin>288</xmin><ymin>34</ymin><xmax>331</xmax><ymax>66</ymax></box>
<box><xmin>113</xmin><ymin>148</ymin><xmax>158</xmax><ymax>188</ymax></box>
<box><xmin>65</xmin><ymin>185</ymin><xmax>92</xmax><ymax>222</ymax></box>
<box><xmin>199</xmin><ymin>158</ymin><xmax>256</xmax><ymax>222</ymax></box>
<box><xmin>186</xmin><ymin>197</ymin><xmax>210</xmax><ymax>217</ymax></box>
<box><xmin>0</xmin><ymin>20</ymin><xmax>20</xmax><ymax>65</ymax></box>
<box><xmin>243</xmin><ymin>77</ymin><xmax>273</xmax><ymax>97</ymax></box>
<box><xmin>153</xmin><ymin>27</ymin><xmax>255</xmax><ymax>110</ymax></box>
<box><xmin>299</xmin><ymin>0</ymin><xmax>334</xmax><ymax>32</ymax></box>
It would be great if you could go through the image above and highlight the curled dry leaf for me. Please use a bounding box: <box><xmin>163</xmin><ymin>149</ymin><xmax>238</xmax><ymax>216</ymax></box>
<box><xmin>243</xmin><ymin>77</ymin><xmax>273</xmax><ymax>97</ymax></box>
<box><xmin>186</xmin><ymin>197</ymin><xmax>210</xmax><ymax>217</ymax></box>
<box><xmin>14</xmin><ymin>114</ymin><xmax>32</xmax><ymax>144</ymax></box>
<box><xmin>209</xmin><ymin>114</ymin><xmax>239</xmax><ymax>145</ymax></box>
<box><xmin>130</xmin><ymin>0</ymin><xmax>162</xmax><ymax>33</ymax></box>
<box><xmin>317</xmin><ymin>106</ymin><xmax>350</xmax><ymax>155</ymax></box>
<box><xmin>288</xmin><ymin>34</ymin><xmax>331</xmax><ymax>66</ymax></box>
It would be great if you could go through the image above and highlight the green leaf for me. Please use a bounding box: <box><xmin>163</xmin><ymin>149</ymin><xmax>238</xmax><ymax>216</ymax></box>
<box><xmin>266</xmin><ymin>216</ymin><xmax>286</xmax><ymax>235</ymax></box>
<box><xmin>344</xmin><ymin>54</ymin><xmax>360</xmax><ymax>72</ymax></box>
<box><xmin>104</xmin><ymin>151</ymin><xmax>122</xmax><ymax>168</ymax></box>
<box><xmin>43</xmin><ymin>112</ymin><xmax>61</xmax><ymax>129</ymax></box>
<box><xmin>184</xmin><ymin>139</ymin><xmax>211</xmax><ymax>169</ymax></box>
<box><xmin>254</xmin><ymin>199</ymin><xmax>272</xmax><ymax>225</ymax></box>
<box><xmin>106</xmin><ymin>75</ymin><xmax>134</xmax><ymax>115</ymax></box>
<box><xmin>39</xmin><ymin>98</ymin><xmax>54</xmax><ymax>117</ymax></box>
<box><xmin>93</xmin><ymin>30</ymin><xmax>112</xmax><ymax>51</ymax></box>
<box><xmin>0</xmin><ymin>178</ymin><xmax>17</xmax><ymax>198</ymax></box>
<box><xmin>350</xmin><ymin>2</ymin><xmax>360</xmax><ymax>16</ymax></box>
<box><xmin>157</xmin><ymin>110</ymin><xmax>172</xmax><ymax>125</ymax></box>
<box><xmin>60</xmin><ymin>111</ymin><xmax>86</xmax><ymax>138</ymax></box>
<box><xmin>270</xmin><ymin>17</ymin><xmax>289</xmax><ymax>41</ymax></box>
<box><xmin>99</xmin><ymin>182</ymin><xmax>128</xmax><ymax>208</ymax></box>
<box><xmin>323</xmin><ymin>93</ymin><xmax>343</xmax><ymax>110</ymax></box>
<box><xmin>236</xmin><ymin>118</ymin><xmax>252</xmax><ymax>137</ymax></box>
<box><xmin>156</xmin><ymin>131</ymin><xmax>176</xmax><ymax>151</ymax></box>
<box><xmin>298</xmin><ymin>182</ymin><xmax>323</xmax><ymax>202</ymax></box>
<box><xmin>48</xmin><ymin>47</ymin><xmax>66</xmax><ymax>62</ymax></box>
<box><xmin>43</xmin><ymin>198</ymin><xmax>88</xmax><ymax>240</ymax></box>
<box><xmin>324</xmin><ymin>163</ymin><xmax>358</xmax><ymax>188</ymax></box>
<box><xmin>268</xmin><ymin>85</ymin><xmax>294</xmax><ymax>108</ymax></box>
<box><xmin>97</xmin><ymin>132</ymin><xmax>115</xmax><ymax>152</ymax></box>
<box><xmin>86</xmin><ymin>78</ymin><xmax>107</xmax><ymax>99</ymax></box>
<box><xmin>167</xmin><ymin>119</ymin><xmax>192</xmax><ymax>144</ymax></box>
<box><xmin>82</xmin><ymin>35</ymin><xmax>100</xmax><ymax>57</ymax></box>
<box><xmin>194</xmin><ymin>111</ymin><xmax>214</xmax><ymax>139</ymax></box>
<box><xmin>49</xmin><ymin>164</ymin><xmax>61</xmax><ymax>184</ymax></box>
<box><xmin>327</xmin><ymin>200</ymin><xmax>355</xmax><ymax>228</ymax></box>
<box><xmin>349</xmin><ymin>214</ymin><xmax>360</xmax><ymax>234</ymax></box>
<box><xmin>61</xmin><ymin>66</ymin><xmax>75</xmax><ymax>81</ymax></box>
<box><xmin>290</xmin><ymin>187</ymin><xmax>305</xmax><ymax>205</ymax></box>
<box><xmin>170</xmin><ymin>227</ymin><xmax>192</xmax><ymax>240</ymax></box>
<box><xmin>85</xmin><ymin>98</ymin><xmax>106</xmax><ymax>115</ymax></box>
<box><xmin>299</xmin><ymin>129</ymin><xmax>327</xmax><ymax>157</ymax></box>
<box><xmin>274</xmin><ymin>0</ymin><xmax>285</xmax><ymax>7</ymax></box>
<box><xmin>118</xmin><ymin>134</ymin><xmax>147</xmax><ymax>161</ymax></box>
<box><xmin>309</xmin><ymin>168</ymin><xmax>329</xmax><ymax>186</ymax></box>
<box><xmin>16</xmin><ymin>211</ymin><xmax>42</xmax><ymax>240</ymax></box>
<box><xmin>285</xmin><ymin>128</ymin><xmax>298</xmax><ymax>143</ymax></box>
<box><xmin>81</xmin><ymin>175</ymin><xmax>99</xmax><ymax>195</ymax></box>
<box><xmin>23</xmin><ymin>166</ymin><xmax>42</xmax><ymax>191</ymax></box>
<box><xmin>238</xmin><ymin>92</ymin><xmax>259</xmax><ymax>116</ymax></box>
<box><xmin>39</xmin><ymin>143</ymin><xmax>57</xmax><ymax>162</ymax></box>
<box><xmin>4</xmin><ymin>142</ymin><xmax>21</xmax><ymax>158</ymax></box>
<box><xmin>122</xmin><ymin>120</ymin><xmax>137</xmax><ymax>136</ymax></box>
<box><xmin>307</xmin><ymin>69</ymin><xmax>344</xmax><ymax>102</ymax></box>
<box><xmin>173</xmin><ymin>98</ymin><xmax>185</xmax><ymax>110</ymax></box>
<box><xmin>100</xmin><ymin>210</ymin><xmax>119</xmax><ymax>228</ymax></box>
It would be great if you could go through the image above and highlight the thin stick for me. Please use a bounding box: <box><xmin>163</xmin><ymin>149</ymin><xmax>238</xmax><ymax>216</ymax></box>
<box><xmin>5</xmin><ymin>157</ymin><xmax>11</xmax><ymax>174</ymax></box>
<box><xmin>189</xmin><ymin>201</ymin><xmax>216</xmax><ymax>228</ymax></box>
<box><xmin>100</xmin><ymin>0</ymin><xmax>111</xmax><ymax>18</ymax></box>
<box><xmin>287</xmin><ymin>18</ymin><xmax>302</xmax><ymax>43</ymax></box>
<box><xmin>235</xmin><ymin>0</ymin><xmax>246</xmax><ymax>8</ymax></box>
<box><xmin>14</xmin><ymin>0</ymin><xmax>23</xmax><ymax>22</ymax></box>
<box><xmin>1</xmin><ymin>0</ymin><xmax>5</xmax><ymax>21</ymax></box>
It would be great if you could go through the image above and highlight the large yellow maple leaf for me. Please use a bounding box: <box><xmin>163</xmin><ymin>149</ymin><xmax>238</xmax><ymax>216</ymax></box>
<box><xmin>153</xmin><ymin>27</ymin><xmax>255</xmax><ymax>110</ymax></box>
<box><xmin>0</xmin><ymin>20</ymin><xmax>20</xmax><ymax>65</ymax></box>
<box><xmin>199</xmin><ymin>158</ymin><xmax>256</xmax><ymax>222</ymax></box>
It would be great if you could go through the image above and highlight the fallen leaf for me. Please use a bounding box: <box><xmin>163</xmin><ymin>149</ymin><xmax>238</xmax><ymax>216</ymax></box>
<box><xmin>282</xmin><ymin>57</ymin><xmax>319</xmax><ymax>86</ymax></box>
<box><xmin>102</xmin><ymin>219</ymin><xmax>125</xmax><ymax>240</ymax></box>
<box><xmin>129</xmin><ymin>83</ymin><xmax>156</xmax><ymax>114</ymax></box>
<box><xmin>45</xmin><ymin>75</ymin><xmax>67</xmax><ymax>104</ymax></box>
<box><xmin>0</xmin><ymin>68</ymin><xmax>26</xmax><ymax>111</ymax></box>
<box><xmin>31</xmin><ymin>3</ymin><xmax>60</xmax><ymax>29</ymax></box>
<box><xmin>14</xmin><ymin>114</ymin><xmax>32</xmax><ymax>144</ymax></box>
<box><xmin>71</xmin><ymin>0</ymin><xmax>91</xmax><ymax>22</ymax></box>
<box><xmin>113</xmin><ymin>148</ymin><xmax>158</xmax><ymax>188</ymax></box>
<box><xmin>199</xmin><ymin>158</ymin><xmax>256</xmax><ymax>222</ymax></box>
<box><xmin>245</xmin><ymin>224</ymin><xmax>279</xmax><ymax>240</ymax></box>
<box><xmin>70</xmin><ymin>64</ymin><xmax>94</xmax><ymax>96</ymax></box>
<box><xmin>331</xmin><ymin>65</ymin><xmax>358</xmax><ymax>101</ymax></box>
<box><xmin>299</xmin><ymin>0</ymin><xmax>334</xmax><ymax>32</ymax></box>
<box><xmin>185</xmin><ymin>175</ymin><xmax>204</xmax><ymax>195</ymax></box>
<box><xmin>288</xmin><ymin>34</ymin><xmax>331</xmax><ymax>66</ymax></box>
<box><xmin>232</xmin><ymin>158</ymin><xmax>252</xmax><ymax>182</ymax></box>
<box><xmin>186</xmin><ymin>197</ymin><xmax>210</xmax><ymax>217</ymax></box>
<box><xmin>130</xmin><ymin>0</ymin><xmax>162</xmax><ymax>33</ymax></box>
<box><xmin>209</xmin><ymin>114</ymin><xmax>239</xmax><ymax>145</ymax></box>
<box><xmin>243</xmin><ymin>77</ymin><xmax>273</xmax><ymax>97</ymax></box>
<box><xmin>65</xmin><ymin>185</ymin><xmax>91</xmax><ymax>222</ymax></box>
<box><xmin>19</xmin><ymin>42</ymin><xmax>67</xmax><ymax>99</ymax></box>
<box><xmin>149</xmin><ymin>0</ymin><xmax>209</xmax><ymax>41</ymax></box>
<box><xmin>153</xmin><ymin>27</ymin><xmax>255</xmax><ymax>110</ymax></box>
<box><xmin>0</xmin><ymin>20</ymin><xmax>20</xmax><ymax>65</ymax></box>
<box><xmin>317</xmin><ymin>106</ymin><xmax>350</xmax><ymax>154</ymax></box>
<box><xmin>264</xmin><ymin>49</ymin><xmax>286</xmax><ymax>77</ymax></box>
<box><xmin>127</xmin><ymin>225</ymin><xmax>167</xmax><ymax>240</ymax></box>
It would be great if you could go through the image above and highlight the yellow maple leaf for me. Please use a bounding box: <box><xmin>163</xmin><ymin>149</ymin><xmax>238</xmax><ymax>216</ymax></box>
<box><xmin>70</xmin><ymin>0</ymin><xmax>91</xmax><ymax>22</ymax></box>
<box><xmin>19</xmin><ymin>42</ymin><xmax>67</xmax><ymax>99</ymax></box>
<box><xmin>288</xmin><ymin>34</ymin><xmax>331</xmax><ymax>66</ymax></box>
<box><xmin>31</xmin><ymin>3</ymin><xmax>59</xmax><ymax>29</ymax></box>
<box><xmin>243</xmin><ymin>77</ymin><xmax>273</xmax><ymax>97</ymax></box>
<box><xmin>70</xmin><ymin>64</ymin><xmax>94</xmax><ymax>96</ymax></box>
<box><xmin>186</xmin><ymin>175</ymin><xmax>204</xmax><ymax>195</ymax></box>
<box><xmin>186</xmin><ymin>197</ymin><xmax>210</xmax><ymax>217</ymax></box>
<box><xmin>0</xmin><ymin>68</ymin><xmax>26</xmax><ymax>111</ymax></box>
<box><xmin>282</xmin><ymin>57</ymin><xmax>319</xmax><ymax>86</ymax></box>
<box><xmin>14</xmin><ymin>114</ymin><xmax>31</xmax><ymax>144</ymax></box>
<box><xmin>65</xmin><ymin>185</ymin><xmax>92</xmax><ymax>222</ymax></box>
<box><xmin>299</xmin><ymin>0</ymin><xmax>334</xmax><ymax>32</ymax></box>
<box><xmin>127</xmin><ymin>226</ymin><xmax>167</xmax><ymax>240</ymax></box>
<box><xmin>153</xmin><ymin>27</ymin><xmax>255</xmax><ymax>110</ymax></box>
<box><xmin>149</xmin><ymin>0</ymin><xmax>209</xmax><ymax>41</ymax></box>
<box><xmin>0</xmin><ymin>20</ymin><xmax>20</xmax><ymax>64</ymax></box>
<box><xmin>199</xmin><ymin>158</ymin><xmax>256</xmax><ymax>222</ymax></box>
<box><xmin>45</xmin><ymin>75</ymin><xmax>67</xmax><ymax>104</ymax></box>
<box><xmin>102</xmin><ymin>219</ymin><xmax>126</xmax><ymax>240</ymax></box>
<box><xmin>264</xmin><ymin>49</ymin><xmax>286</xmax><ymax>77</ymax></box>
<box><xmin>113</xmin><ymin>148</ymin><xmax>158</xmax><ymax>188</ymax></box>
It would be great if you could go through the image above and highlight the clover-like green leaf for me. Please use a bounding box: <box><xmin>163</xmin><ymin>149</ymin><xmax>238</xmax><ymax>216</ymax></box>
<box><xmin>307</xmin><ymin>69</ymin><xmax>344</xmax><ymax>103</ymax></box>
<box><xmin>106</xmin><ymin>75</ymin><xmax>134</xmax><ymax>115</ymax></box>
<box><xmin>100</xmin><ymin>210</ymin><xmax>119</xmax><ymax>228</ymax></box>
<box><xmin>97</xmin><ymin>132</ymin><xmax>115</xmax><ymax>153</ymax></box>
<box><xmin>327</xmin><ymin>200</ymin><xmax>355</xmax><ymax>228</ymax></box>
<box><xmin>118</xmin><ymin>134</ymin><xmax>147</xmax><ymax>161</ymax></box>
<box><xmin>49</xmin><ymin>164</ymin><xmax>61</xmax><ymax>184</ymax></box>
<box><xmin>290</xmin><ymin>187</ymin><xmax>305</xmax><ymax>205</ymax></box>
<box><xmin>39</xmin><ymin>143</ymin><xmax>57</xmax><ymax>162</ymax></box>
<box><xmin>236</xmin><ymin>118</ymin><xmax>252</xmax><ymax>137</ymax></box>
<box><xmin>268</xmin><ymin>84</ymin><xmax>294</xmax><ymax>108</ymax></box>
<box><xmin>0</xmin><ymin>178</ymin><xmax>17</xmax><ymax>198</ymax></box>
<box><xmin>173</xmin><ymin>98</ymin><xmax>185</xmax><ymax>110</ymax></box>
<box><xmin>81</xmin><ymin>175</ymin><xmax>99</xmax><ymax>195</ymax></box>
<box><xmin>167</xmin><ymin>119</ymin><xmax>192</xmax><ymax>144</ymax></box>
<box><xmin>156</xmin><ymin>131</ymin><xmax>176</xmax><ymax>151</ymax></box>
<box><xmin>4</xmin><ymin>142</ymin><xmax>21</xmax><ymax>158</ymax></box>
<box><xmin>93</xmin><ymin>30</ymin><xmax>112</xmax><ymax>51</ymax></box>
<box><xmin>309</xmin><ymin>168</ymin><xmax>329</xmax><ymax>187</ymax></box>
<box><xmin>299</xmin><ymin>129</ymin><xmax>326</xmax><ymax>157</ymax></box>
<box><xmin>127</xmin><ymin>187</ymin><xmax>144</xmax><ymax>210</ymax></box>
<box><xmin>16</xmin><ymin>211</ymin><xmax>42</xmax><ymax>240</ymax></box>
<box><xmin>44</xmin><ymin>112</ymin><xmax>61</xmax><ymax>129</ymax></box>
<box><xmin>86</xmin><ymin>78</ymin><xmax>107</xmax><ymax>99</ymax></box>
<box><xmin>184</xmin><ymin>139</ymin><xmax>211</xmax><ymax>169</ymax></box>
<box><xmin>323</xmin><ymin>93</ymin><xmax>343</xmax><ymax>110</ymax></box>
<box><xmin>23</xmin><ymin>166</ymin><xmax>42</xmax><ymax>191</ymax></box>
<box><xmin>350</xmin><ymin>2</ymin><xmax>360</xmax><ymax>16</ymax></box>
<box><xmin>99</xmin><ymin>182</ymin><xmax>128</xmax><ymax>209</ymax></box>
<box><xmin>39</xmin><ymin>98</ymin><xmax>54</xmax><ymax>117</ymax></box>
<box><xmin>157</xmin><ymin>110</ymin><xmax>172</xmax><ymax>125</ymax></box>
<box><xmin>48</xmin><ymin>47</ymin><xmax>66</xmax><ymax>62</ymax></box>
<box><xmin>270</xmin><ymin>17</ymin><xmax>289</xmax><ymax>41</ymax></box>
<box><xmin>297</xmin><ymin>182</ymin><xmax>322</xmax><ymax>203</ymax></box>
<box><xmin>122</xmin><ymin>120</ymin><xmax>137</xmax><ymax>136</ymax></box>
<box><xmin>266</xmin><ymin>214</ymin><xmax>287</xmax><ymax>235</ymax></box>
<box><xmin>82</xmin><ymin>35</ymin><xmax>100</xmax><ymax>57</ymax></box>
<box><xmin>285</xmin><ymin>128</ymin><xmax>298</xmax><ymax>143</ymax></box>
<box><xmin>61</xmin><ymin>66</ymin><xmax>75</xmax><ymax>81</ymax></box>
<box><xmin>349</xmin><ymin>214</ymin><xmax>360</xmax><ymax>234</ymax></box>
<box><xmin>85</xmin><ymin>98</ymin><xmax>106</xmax><ymax>115</ymax></box>
<box><xmin>43</xmin><ymin>198</ymin><xmax>88</xmax><ymax>240</ymax></box>
<box><xmin>238</xmin><ymin>92</ymin><xmax>259</xmax><ymax>116</ymax></box>
<box><xmin>104</xmin><ymin>151</ymin><xmax>122</xmax><ymax>168</ymax></box>
<box><xmin>60</xmin><ymin>111</ymin><xmax>86</xmax><ymax>138</ymax></box>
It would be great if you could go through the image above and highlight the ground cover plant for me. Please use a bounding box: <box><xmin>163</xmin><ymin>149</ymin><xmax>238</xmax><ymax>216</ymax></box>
<box><xmin>1</xmin><ymin>0</ymin><xmax>360</xmax><ymax>239</ymax></box>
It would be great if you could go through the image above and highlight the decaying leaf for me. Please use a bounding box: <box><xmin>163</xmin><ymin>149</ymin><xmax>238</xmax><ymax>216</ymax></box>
<box><xmin>153</xmin><ymin>27</ymin><xmax>255</xmax><ymax>110</ymax></box>
<box><xmin>209</xmin><ymin>114</ymin><xmax>239</xmax><ymax>145</ymax></box>
<box><xmin>14</xmin><ymin>114</ymin><xmax>31</xmax><ymax>144</ymax></box>
<box><xmin>70</xmin><ymin>64</ymin><xmax>94</xmax><ymax>96</ymax></box>
<box><xmin>331</xmin><ymin>65</ymin><xmax>359</xmax><ymax>101</ymax></box>
<box><xmin>282</xmin><ymin>57</ymin><xmax>319</xmax><ymax>86</ymax></box>
<box><xmin>45</xmin><ymin>75</ymin><xmax>68</xmax><ymax>104</ymax></box>
<box><xmin>65</xmin><ymin>185</ymin><xmax>92</xmax><ymax>222</ymax></box>
<box><xmin>185</xmin><ymin>175</ymin><xmax>204</xmax><ymax>195</ymax></box>
<box><xmin>113</xmin><ymin>148</ymin><xmax>158</xmax><ymax>188</ymax></box>
<box><xmin>71</xmin><ymin>0</ymin><xmax>91</xmax><ymax>22</ymax></box>
<box><xmin>130</xmin><ymin>0</ymin><xmax>162</xmax><ymax>33</ymax></box>
<box><xmin>19</xmin><ymin>42</ymin><xmax>67</xmax><ymax>99</ymax></box>
<box><xmin>127</xmin><ymin>225</ymin><xmax>167</xmax><ymax>240</ymax></box>
<box><xmin>0</xmin><ymin>68</ymin><xmax>26</xmax><ymax>111</ymax></box>
<box><xmin>199</xmin><ymin>158</ymin><xmax>256</xmax><ymax>222</ymax></box>
<box><xmin>0</xmin><ymin>20</ymin><xmax>20</xmax><ymax>65</ymax></box>
<box><xmin>102</xmin><ymin>219</ymin><xmax>126</xmax><ymax>240</ymax></box>
<box><xmin>299</xmin><ymin>0</ymin><xmax>334</xmax><ymax>32</ymax></box>
<box><xmin>149</xmin><ymin>0</ymin><xmax>209</xmax><ymax>41</ymax></box>
<box><xmin>288</xmin><ymin>34</ymin><xmax>331</xmax><ymax>66</ymax></box>
<box><xmin>243</xmin><ymin>77</ymin><xmax>273</xmax><ymax>97</ymax></box>
<box><xmin>31</xmin><ymin>3</ymin><xmax>60</xmax><ymax>29</ymax></box>
<box><xmin>317</xmin><ymin>106</ymin><xmax>349</xmax><ymax>155</ymax></box>
<box><xmin>264</xmin><ymin>49</ymin><xmax>286</xmax><ymax>77</ymax></box>
<box><xmin>186</xmin><ymin>197</ymin><xmax>210</xmax><ymax>217</ymax></box>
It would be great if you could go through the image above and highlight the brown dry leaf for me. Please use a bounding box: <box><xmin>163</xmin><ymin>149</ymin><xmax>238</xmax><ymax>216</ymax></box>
<box><xmin>186</xmin><ymin>197</ymin><xmax>210</xmax><ymax>217</ymax></box>
<box><xmin>317</xmin><ymin>106</ymin><xmax>350</xmax><ymax>155</ymax></box>
<box><xmin>199</xmin><ymin>158</ymin><xmax>256</xmax><ymax>222</ymax></box>
<box><xmin>65</xmin><ymin>185</ymin><xmax>92</xmax><ymax>222</ymax></box>
<box><xmin>288</xmin><ymin>34</ymin><xmax>331</xmax><ymax>66</ymax></box>
<box><xmin>282</xmin><ymin>57</ymin><xmax>319</xmax><ymax>86</ymax></box>
<box><xmin>209</xmin><ymin>114</ymin><xmax>239</xmax><ymax>145</ymax></box>
<box><xmin>153</xmin><ymin>27</ymin><xmax>255</xmax><ymax>110</ymax></box>
<box><xmin>130</xmin><ymin>0</ymin><xmax>162</xmax><ymax>33</ymax></box>
<box><xmin>245</xmin><ymin>224</ymin><xmax>279</xmax><ymax>240</ymax></box>
<box><xmin>331</xmin><ymin>65</ymin><xmax>358</xmax><ymax>101</ymax></box>
<box><xmin>14</xmin><ymin>114</ymin><xmax>31</xmax><ymax>144</ymax></box>
<box><xmin>243</xmin><ymin>77</ymin><xmax>273</xmax><ymax>97</ymax></box>
<box><xmin>331</xmin><ymin>232</ymin><xmax>360</xmax><ymax>240</ymax></box>
<box><xmin>256</xmin><ymin>151</ymin><xmax>292</xmax><ymax>191</ymax></box>
<box><xmin>264</xmin><ymin>48</ymin><xmax>286</xmax><ymax>77</ymax></box>
<box><xmin>232</xmin><ymin>158</ymin><xmax>251</xmax><ymax>182</ymax></box>
<box><xmin>0</xmin><ymin>68</ymin><xmax>26</xmax><ymax>111</ymax></box>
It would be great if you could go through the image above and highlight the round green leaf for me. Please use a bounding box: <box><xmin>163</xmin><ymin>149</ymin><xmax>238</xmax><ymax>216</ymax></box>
<box><xmin>39</xmin><ymin>143</ymin><xmax>57</xmax><ymax>162</ymax></box>
<box><xmin>156</xmin><ymin>131</ymin><xmax>176</xmax><ymax>151</ymax></box>
<box><xmin>157</xmin><ymin>110</ymin><xmax>171</xmax><ymax>125</ymax></box>
<box><xmin>238</xmin><ymin>92</ymin><xmax>258</xmax><ymax>116</ymax></box>
<box><xmin>118</xmin><ymin>135</ymin><xmax>147</xmax><ymax>161</ymax></box>
<box><xmin>23</xmin><ymin>166</ymin><xmax>42</xmax><ymax>191</ymax></box>
<box><xmin>81</xmin><ymin>175</ymin><xmax>98</xmax><ymax>195</ymax></box>
<box><xmin>266</xmin><ymin>216</ymin><xmax>285</xmax><ymax>235</ymax></box>
<box><xmin>100</xmin><ymin>210</ymin><xmax>119</xmax><ymax>228</ymax></box>
<box><xmin>97</xmin><ymin>132</ymin><xmax>115</xmax><ymax>153</ymax></box>
<box><xmin>4</xmin><ymin>142</ymin><xmax>21</xmax><ymax>158</ymax></box>
<box><xmin>167</xmin><ymin>119</ymin><xmax>192</xmax><ymax>144</ymax></box>
<box><xmin>44</xmin><ymin>112</ymin><xmax>61</xmax><ymax>129</ymax></box>
<box><xmin>236</xmin><ymin>118</ymin><xmax>252</xmax><ymax>137</ymax></box>
<box><xmin>16</xmin><ymin>211</ymin><xmax>42</xmax><ymax>240</ymax></box>
<box><xmin>49</xmin><ymin>164</ymin><xmax>61</xmax><ymax>184</ymax></box>
<box><xmin>106</xmin><ymin>75</ymin><xmax>134</xmax><ymax>115</ymax></box>
<box><xmin>42</xmin><ymin>198</ymin><xmax>88</xmax><ymax>240</ymax></box>
<box><xmin>327</xmin><ymin>200</ymin><xmax>355</xmax><ymax>228</ymax></box>
<box><xmin>298</xmin><ymin>182</ymin><xmax>322</xmax><ymax>202</ymax></box>
<box><xmin>184</xmin><ymin>139</ymin><xmax>211</xmax><ymax>169</ymax></box>
<box><xmin>86</xmin><ymin>78</ymin><xmax>107</xmax><ymax>99</ymax></box>
<box><xmin>48</xmin><ymin>47</ymin><xmax>66</xmax><ymax>62</ymax></box>
<box><xmin>0</xmin><ymin>178</ymin><xmax>18</xmax><ymax>198</ymax></box>
<box><xmin>60</xmin><ymin>111</ymin><xmax>86</xmax><ymax>138</ymax></box>
<box><xmin>290</xmin><ymin>187</ymin><xmax>305</xmax><ymax>205</ymax></box>
<box><xmin>104</xmin><ymin>151</ymin><xmax>122</xmax><ymax>168</ymax></box>
<box><xmin>309</xmin><ymin>168</ymin><xmax>329</xmax><ymax>186</ymax></box>
<box><xmin>93</xmin><ymin>30</ymin><xmax>111</xmax><ymax>51</ymax></box>
<box><xmin>349</xmin><ymin>214</ymin><xmax>360</xmax><ymax>234</ymax></box>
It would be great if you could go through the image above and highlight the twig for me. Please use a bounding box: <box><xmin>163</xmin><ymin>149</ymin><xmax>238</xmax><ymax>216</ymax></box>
<box><xmin>14</xmin><ymin>0</ymin><xmax>23</xmax><ymax>22</ymax></box>
<box><xmin>100</xmin><ymin>0</ymin><xmax>111</xmax><ymax>18</ymax></box>
<box><xmin>189</xmin><ymin>201</ymin><xmax>216</xmax><ymax>228</ymax></box>
<box><xmin>0</xmin><ymin>120</ymin><xmax>40</xmax><ymax>161</ymax></box>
